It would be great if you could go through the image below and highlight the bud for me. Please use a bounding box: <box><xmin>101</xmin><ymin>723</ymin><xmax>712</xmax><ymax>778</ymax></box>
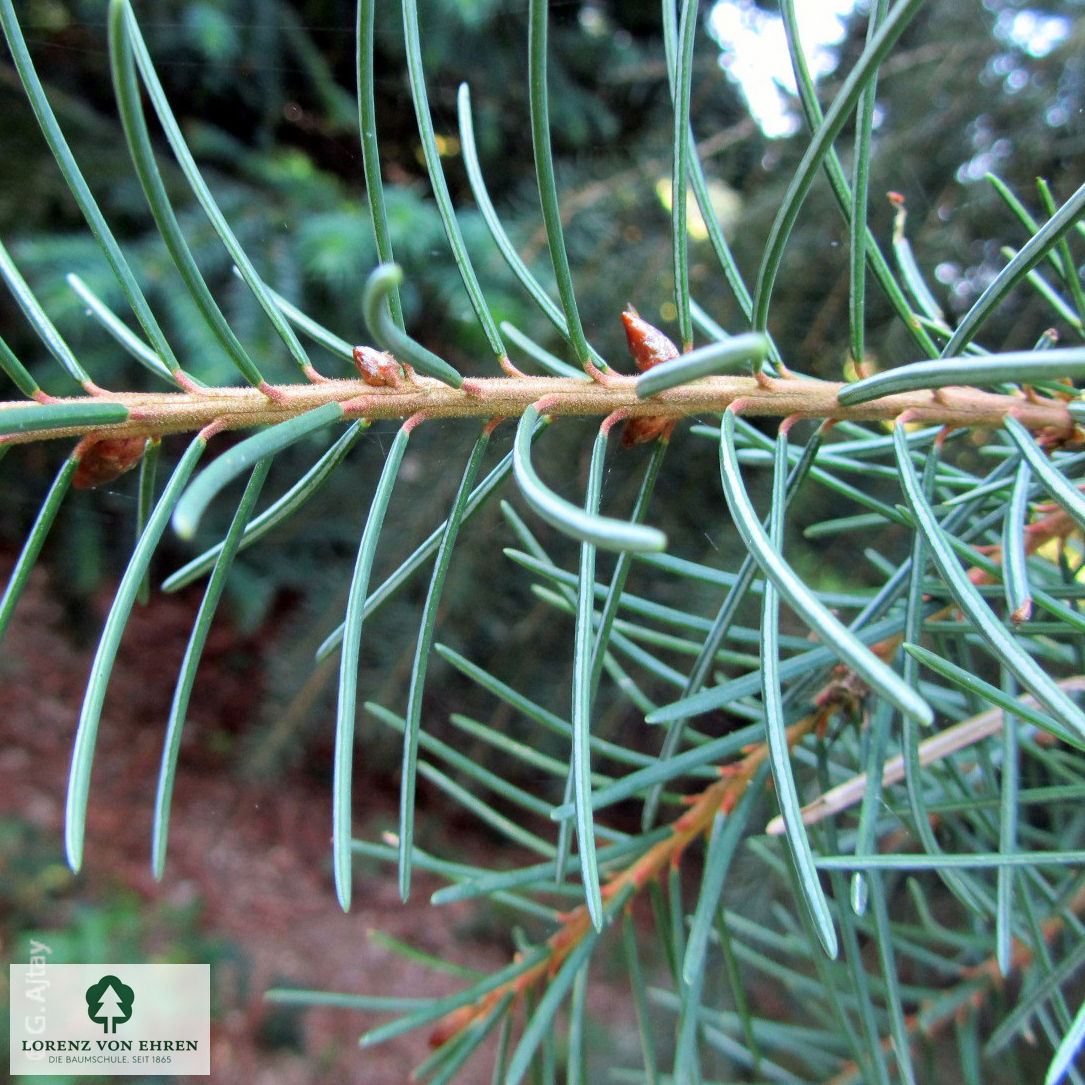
<box><xmin>73</xmin><ymin>436</ymin><xmax>148</xmax><ymax>489</ymax></box>
<box><xmin>621</xmin><ymin>415</ymin><xmax>676</xmax><ymax>447</ymax></box>
<box><xmin>621</xmin><ymin>310</ymin><xmax>679</xmax><ymax>372</ymax></box>
<box><xmin>352</xmin><ymin>345</ymin><xmax>403</xmax><ymax>387</ymax></box>
<box><xmin>620</xmin><ymin>310</ymin><xmax>678</xmax><ymax>446</ymax></box>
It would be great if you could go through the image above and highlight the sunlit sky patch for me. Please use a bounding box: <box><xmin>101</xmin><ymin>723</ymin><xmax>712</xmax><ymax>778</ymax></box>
<box><xmin>709</xmin><ymin>1</ymin><xmax>1072</xmax><ymax>141</ymax></box>
<box><xmin>709</xmin><ymin>0</ymin><xmax>860</xmax><ymax>139</ymax></box>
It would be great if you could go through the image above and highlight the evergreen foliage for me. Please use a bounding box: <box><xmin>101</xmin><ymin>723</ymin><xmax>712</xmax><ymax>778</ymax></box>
<box><xmin>2</xmin><ymin>0</ymin><xmax>1085</xmax><ymax>1080</ymax></box>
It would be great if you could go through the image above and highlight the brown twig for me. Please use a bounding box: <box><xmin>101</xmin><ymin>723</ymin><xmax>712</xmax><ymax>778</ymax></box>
<box><xmin>0</xmin><ymin>373</ymin><xmax>1077</xmax><ymax>446</ymax></box>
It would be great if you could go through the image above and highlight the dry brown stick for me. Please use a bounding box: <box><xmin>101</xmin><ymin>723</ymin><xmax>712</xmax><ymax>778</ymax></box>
<box><xmin>766</xmin><ymin>675</ymin><xmax>1085</xmax><ymax>835</ymax></box>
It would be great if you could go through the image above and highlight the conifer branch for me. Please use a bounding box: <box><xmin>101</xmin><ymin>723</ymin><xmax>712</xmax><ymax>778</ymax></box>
<box><xmin>0</xmin><ymin>370</ymin><xmax>1078</xmax><ymax>446</ymax></box>
<box><xmin>427</xmin><ymin>502</ymin><xmax>1085</xmax><ymax>1053</ymax></box>
<box><xmin>428</xmin><ymin>707</ymin><xmax>827</xmax><ymax>1050</ymax></box>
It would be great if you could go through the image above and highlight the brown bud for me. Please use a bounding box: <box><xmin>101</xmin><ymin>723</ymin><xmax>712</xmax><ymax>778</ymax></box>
<box><xmin>621</xmin><ymin>415</ymin><xmax>676</xmax><ymax>448</ymax></box>
<box><xmin>621</xmin><ymin>310</ymin><xmax>679</xmax><ymax>373</ymax></box>
<box><xmin>620</xmin><ymin>310</ymin><xmax>678</xmax><ymax>446</ymax></box>
<box><xmin>72</xmin><ymin>436</ymin><xmax>148</xmax><ymax>489</ymax></box>
<box><xmin>352</xmin><ymin>345</ymin><xmax>403</xmax><ymax>388</ymax></box>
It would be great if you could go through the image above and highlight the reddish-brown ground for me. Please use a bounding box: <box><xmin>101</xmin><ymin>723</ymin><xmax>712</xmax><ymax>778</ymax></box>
<box><xmin>0</xmin><ymin>558</ymin><xmax>518</xmax><ymax>1083</ymax></box>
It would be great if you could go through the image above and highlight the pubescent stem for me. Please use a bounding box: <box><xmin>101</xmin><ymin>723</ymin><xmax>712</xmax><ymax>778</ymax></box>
<box><xmin>0</xmin><ymin>371</ymin><xmax>1077</xmax><ymax>445</ymax></box>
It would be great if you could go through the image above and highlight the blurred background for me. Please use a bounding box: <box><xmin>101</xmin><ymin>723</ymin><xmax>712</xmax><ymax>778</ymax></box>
<box><xmin>1</xmin><ymin>1</ymin><xmax>1082</xmax><ymax>1079</ymax></box>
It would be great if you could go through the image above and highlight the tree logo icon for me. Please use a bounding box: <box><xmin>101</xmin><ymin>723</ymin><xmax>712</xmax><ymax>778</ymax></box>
<box><xmin>85</xmin><ymin>975</ymin><xmax>135</xmax><ymax>1033</ymax></box>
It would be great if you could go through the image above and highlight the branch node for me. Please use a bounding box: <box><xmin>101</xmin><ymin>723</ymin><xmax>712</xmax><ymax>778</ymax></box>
<box><xmin>499</xmin><ymin>355</ymin><xmax>528</xmax><ymax>378</ymax></box>
<box><xmin>585</xmin><ymin>360</ymin><xmax>625</xmax><ymax>387</ymax></box>
<box><xmin>600</xmin><ymin>408</ymin><xmax>631</xmax><ymax>436</ymax></box>
<box><xmin>1011</xmin><ymin>600</ymin><xmax>1033</xmax><ymax>626</ymax></box>
<box><xmin>173</xmin><ymin>370</ymin><xmax>205</xmax><ymax>394</ymax></box>
<box><xmin>258</xmin><ymin>381</ymin><xmax>289</xmax><ymax>404</ymax></box>
<box><xmin>533</xmin><ymin>393</ymin><xmax>563</xmax><ymax>416</ymax></box>
<box><xmin>934</xmin><ymin>425</ymin><xmax>956</xmax><ymax>449</ymax></box>
<box><xmin>198</xmin><ymin>418</ymin><xmax>229</xmax><ymax>442</ymax></box>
